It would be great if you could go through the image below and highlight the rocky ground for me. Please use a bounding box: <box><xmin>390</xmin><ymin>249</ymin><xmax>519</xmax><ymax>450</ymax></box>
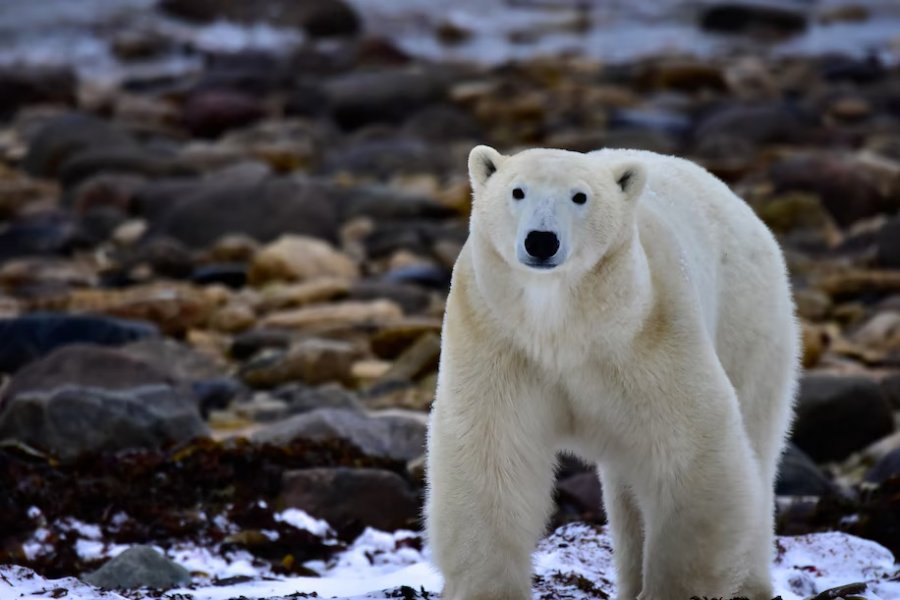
<box><xmin>0</xmin><ymin>0</ymin><xmax>899</xmax><ymax>598</ymax></box>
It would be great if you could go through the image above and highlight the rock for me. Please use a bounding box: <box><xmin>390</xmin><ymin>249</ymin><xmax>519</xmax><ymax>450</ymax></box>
<box><xmin>191</xmin><ymin>263</ymin><xmax>248</xmax><ymax>288</ymax></box>
<box><xmin>83</xmin><ymin>545</ymin><xmax>190</xmax><ymax>589</ymax></box>
<box><xmin>775</xmin><ymin>443</ymin><xmax>841</xmax><ymax>496</ymax></box>
<box><xmin>258</xmin><ymin>278</ymin><xmax>351</xmax><ymax>312</ymax></box>
<box><xmin>338</xmin><ymin>186</ymin><xmax>455</xmax><ymax>222</ymax></box>
<box><xmin>230</xmin><ymin>329</ymin><xmax>293</xmax><ymax>361</ymax></box>
<box><xmin>865</xmin><ymin>446</ymin><xmax>900</xmax><ymax>484</ymax></box>
<box><xmin>369</xmin><ymin>318</ymin><xmax>443</xmax><ymax>358</ymax></box>
<box><xmin>875</xmin><ymin>216</ymin><xmax>900</xmax><ymax>269</ymax></box>
<box><xmin>111</xmin><ymin>29</ymin><xmax>173</xmax><ymax>60</ymax></box>
<box><xmin>159</xmin><ymin>0</ymin><xmax>360</xmax><ymax>37</ymax></box>
<box><xmin>273</xmin><ymin>382</ymin><xmax>364</xmax><ymax>414</ymax></box>
<box><xmin>634</xmin><ymin>60</ymin><xmax>727</xmax><ymax>92</ymax></box>
<box><xmin>0</xmin><ymin>212</ymin><xmax>83</xmax><ymax>261</ymax></box>
<box><xmin>59</xmin><ymin>283</ymin><xmax>220</xmax><ymax>336</ymax></box>
<box><xmin>0</xmin><ymin>313</ymin><xmax>157</xmax><ymax>374</ymax></box>
<box><xmin>880</xmin><ymin>372</ymin><xmax>900</xmax><ymax>410</ymax></box>
<box><xmin>1</xmin><ymin>344</ymin><xmax>173</xmax><ymax>404</ymax></box>
<box><xmin>402</xmin><ymin>105</ymin><xmax>481</xmax><ymax>142</ymax></box>
<box><xmin>252</xmin><ymin>407</ymin><xmax>425</xmax><ymax>461</ymax></box>
<box><xmin>148</xmin><ymin>176</ymin><xmax>341</xmax><ymax>247</ymax></box>
<box><xmin>792</xmin><ymin>373</ymin><xmax>895</xmax><ymax>463</ymax></box>
<box><xmin>325</xmin><ymin>69</ymin><xmax>449</xmax><ymax>129</ymax></box>
<box><xmin>693</xmin><ymin>103</ymin><xmax>812</xmax><ymax>151</ymax></box>
<box><xmin>383</xmin><ymin>264</ymin><xmax>452</xmax><ymax>290</ymax></box>
<box><xmin>801</xmin><ymin>321</ymin><xmax>827</xmax><ymax>368</ymax></box>
<box><xmin>182</xmin><ymin>89</ymin><xmax>265</xmax><ymax>138</ymax></box>
<box><xmin>556</xmin><ymin>472</ymin><xmax>604</xmax><ymax>518</ymax></box>
<box><xmin>321</xmin><ymin>136</ymin><xmax>450</xmax><ymax>179</ymax></box>
<box><xmin>240</xmin><ymin>339</ymin><xmax>362</xmax><ymax>388</ymax></box>
<box><xmin>0</xmin><ymin>384</ymin><xmax>207</xmax><ymax>461</ymax></box>
<box><xmin>699</xmin><ymin>1</ymin><xmax>809</xmax><ymax>34</ymax></box>
<box><xmin>607</xmin><ymin>108</ymin><xmax>692</xmax><ymax>142</ymax></box>
<box><xmin>210</xmin><ymin>302</ymin><xmax>256</xmax><ymax>333</ymax></box>
<box><xmin>249</xmin><ymin>235</ymin><xmax>358</xmax><ymax>285</ymax></box>
<box><xmin>0</xmin><ymin>172</ymin><xmax>58</xmax><ymax>219</ymax></box>
<box><xmin>379</xmin><ymin>333</ymin><xmax>441</xmax><ymax>383</ymax></box>
<box><xmin>120</xmin><ymin>338</ymin><xmax>226</xmax><ymax>382</ymax></box>
<box><xmin>0</xmin><ymin>65</ymin><xmax>76</xmax><ymax>119</ymax></box>
<box><xmin>770</xmin><ymin>154</ymin><xmax>891</xmax><ymax>227</ymax></box>
<box><xmin>57</xmin><ymin>147</ymin><xmax>194</xmax><ymax>189</ymax></box>
<box><xmin>279</xmin><ymin>468</ymin><xmax>417</xmax><ymax>535</ymax></box>
<box><xmin>849</xmin><ymin>311</ymin><xmax>900</xmax><ymax>354</ymax></box>
<box><xmin>349</xmin><ymin>281</ymin><xmax>432</xmax><ymax>315</ymax></box>
<box><xmin>816</xmin><ymin>269</ymin><xmax>900</xmax><ymax>300</ymax></box>
<box><xmin>23</xmin><ymin>113</ymin><xmax>136</xmax><ymax>179</ymax></box>
<box><xmin>261</xmin><ymin>300</ymin><xmax>403</xmax><ymax>333</ymax></box>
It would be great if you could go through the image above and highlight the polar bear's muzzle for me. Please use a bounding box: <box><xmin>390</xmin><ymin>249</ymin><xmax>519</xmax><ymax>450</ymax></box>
<box><xmin>517</xmin><ymin>229</ymin><xmax>563</xmax><ymax>269</ymax></box>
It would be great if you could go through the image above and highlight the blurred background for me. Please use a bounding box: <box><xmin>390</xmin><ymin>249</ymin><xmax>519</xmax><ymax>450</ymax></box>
<box><xmin>0</xmin><ymin>0</ymin><xmax>899</xmax><ymax>596</ymax></box>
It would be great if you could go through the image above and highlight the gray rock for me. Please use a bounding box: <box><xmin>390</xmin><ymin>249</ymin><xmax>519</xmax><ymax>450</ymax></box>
<box><xmin>775</xmin><ymin>442</ymin><xmax>841</xmax><ymax>496</ymax></box>
<box><xmin>273</xmin><ymin>383</ymin><xmax>364</xmax><ymax>415</ymax></box>
<box><xmin>121</xmin><ymin>338</ymin><xmax>226</xmax><ymax>382</ymax></box>
<box><xmin>148</xmin><ymin>176</ymin><xmax>341</xmax><ymax>247</ymax></box>
<box><xmin>325</xmin><ymin>69</ymin><xmax>448</xmax><ymax>129</ymax></box>
<box><xmin>1</xmin><ymin>344</ymin><xmax>172</xmax><ymax>406</ymax></box>
<box><xmin>279</xmin><ymin>467</ymin><xmax>417</xmax><ymax>533</ymax></box>
<box><xmin>0</xmin><ymin>313</ymin><xmax>157</xmax><ymax>374</ymax></box>
<box><xmin>0</xmin><ymin>384</ymin><xmax>208</xmax><ymax>461</ymax></box>
<box><xmin>23</xmin><ymin>113</ymin><xmax>136</xmax><ymax>179</ymax></box>
<box><xmin>83</xmin><ymin>545</ymin><xmax>190</xmax><ymax>589</ymax></box>
<box><xmin>865</xmin><ymin>446</ymin><xmax>900</xmax><ymax>484</ymax></box>
<box><xmin>792</xmin><ymin>373</ymin><xmax>895</xmax><ymax>463</ymax></box>
<box><xmin>252</xmin><ymin>408</ymin><xmax>425</xmax><ymax>461</ymax></box>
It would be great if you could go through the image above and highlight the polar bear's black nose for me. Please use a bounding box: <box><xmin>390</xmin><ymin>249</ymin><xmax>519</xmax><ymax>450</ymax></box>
<box><xmin>524</xmin><ymin>230</ymin><xmax>560</xmax><ymax>260</ymax></box>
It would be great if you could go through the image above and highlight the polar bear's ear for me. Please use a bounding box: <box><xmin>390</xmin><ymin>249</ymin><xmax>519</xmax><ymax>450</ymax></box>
<box><xmin>613</xmin><ymin>162</ymin><xmax>647</xmax><ymax>201</ymax></box>
<box><xmin>468</xmin><ymin>145</ymin><xmax>505</xmax><ymax>190</ymax></box>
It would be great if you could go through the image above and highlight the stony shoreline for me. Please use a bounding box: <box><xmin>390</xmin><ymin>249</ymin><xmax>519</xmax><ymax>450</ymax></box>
<box><xmin>0</xmin><ymin>0</ymin><xmax>898</xmax><ymax>597</ymax></box>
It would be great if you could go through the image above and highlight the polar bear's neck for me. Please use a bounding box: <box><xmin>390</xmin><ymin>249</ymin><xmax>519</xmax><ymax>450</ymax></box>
<box><xmin>470</xmin><ymin>230</ymin><xmax>655</xmax><ymax>360</ymax></box>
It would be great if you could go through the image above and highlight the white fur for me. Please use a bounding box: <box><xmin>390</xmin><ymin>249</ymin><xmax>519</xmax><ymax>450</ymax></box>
<box><xmin>425</xmin><ymin>147</ymin><xmax>799</xmax><ymax>600</ymax></box>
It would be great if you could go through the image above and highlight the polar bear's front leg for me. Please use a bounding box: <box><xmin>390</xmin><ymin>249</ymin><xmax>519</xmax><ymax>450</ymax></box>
<box><xmin>635</xmin><ymin>376</ymin><xmax>764</xmax><ymax>600</ymax></box>
<box><xmin>426</xmin><ymin>346</ymin><xmax>558</xmax><ymax>600</ymax></box>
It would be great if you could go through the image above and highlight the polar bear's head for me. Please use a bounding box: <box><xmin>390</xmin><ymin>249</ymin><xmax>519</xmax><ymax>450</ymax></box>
<box><xmin>467</xmin><ymin>146</ymin><xmax>646</xmax><ymax>276</ymax></box>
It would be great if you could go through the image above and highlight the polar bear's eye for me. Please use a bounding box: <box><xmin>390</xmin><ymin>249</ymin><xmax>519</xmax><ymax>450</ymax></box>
<box><xmin>512</xmin><ymin>188</ymin><xmax>525</xmax><ymax>200</ymax></box>
<box><xmin>572</xmin><ymin>192</ymin><xmax>587</xmax><ymax>205</ymax></box>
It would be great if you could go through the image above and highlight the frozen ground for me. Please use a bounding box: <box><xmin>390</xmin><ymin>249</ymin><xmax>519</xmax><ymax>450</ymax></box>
<box><xmin>3</xmin><ymin>509</ymin><xmax>898</xmax><ymax>600</ymax></box>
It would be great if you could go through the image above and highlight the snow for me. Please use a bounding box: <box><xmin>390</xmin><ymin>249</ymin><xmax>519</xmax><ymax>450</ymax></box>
<box><xmin>3</xmin><ymin>515</ymin><xmax>898</xmax><ymax>600</ymax></box>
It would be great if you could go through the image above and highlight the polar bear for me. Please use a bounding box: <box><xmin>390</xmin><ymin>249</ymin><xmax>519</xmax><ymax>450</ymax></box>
<box><xmin>425</xmin><ymin>146</ymin><xmax>799</xmax><ymax>600</ymax></box>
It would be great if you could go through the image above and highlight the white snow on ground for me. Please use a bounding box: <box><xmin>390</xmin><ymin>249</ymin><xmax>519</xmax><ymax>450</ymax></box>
<box><xmin>3</xmin><ymin>516</ymin><xmax>898</xmax><ymax>600</ymax></box>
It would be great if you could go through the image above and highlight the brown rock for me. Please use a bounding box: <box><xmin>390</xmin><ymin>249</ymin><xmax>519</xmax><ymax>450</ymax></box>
<box><xmin>240</xmin><ymin>338</ymin><xmax>361</xmax><ymax>387</ymax></box>
<box><xmin>261</xmin><ymin>300</ymin><xmax>403</xmax><ymax>332</ymax></box>
<box><xmin>61</xmin><ymin>283</ymin><xmax>221</xmax><ymax>335</ymax></box>
<box><xmin>249</xmin><ymin>235</ymin><xmax>358</xmax><ymax>285</ymax></box>
<box><xmin>210</xmin><ymin>302</ymin><xmax>256</xmax><ymax>333</ymax></box>
<box><xmin>801</xmin><ymin>322</ymin><xmax>828</xmax><ymax>369</ymax></box>
<box><xmin>379</xmin><ymin>333</ymin><xmax>441</xmax><ymax>383</ymax></box>
<box><xmin>370</xmin><ymin>318</ymin><xmax>443</xmax><ymax>358</ymax></box>
<box><xmin>258</xmin><ymin>278</ymin><xmax>351</xmax><ymax>312</ymax></box>
<box><xmin>279</xmin><ymin>468</ymin><xmax>417</xmax><ymax>534</ymax></box>
<box><xmin>816</xmin><ymin>269</ymin><xmax>900</xmax><ymax>300</ymax></box>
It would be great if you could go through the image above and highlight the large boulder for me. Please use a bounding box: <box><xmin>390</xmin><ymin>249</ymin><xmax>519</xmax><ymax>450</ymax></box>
<box><xmin>0</xmin><ymin>384</ymin><xmax>208</xmax><ymax>461</ymax></box>
<box><xmin>775</xmin><ymin>442</ymin><xmax>842</xmax><ymax>496</ymax></box>
<box><xmin>279</xmin><ymin>467</ymin><xmax>418</xmax><ymax>534</ymax></box>
<box><xmin>252</xmin><ymin>408</ymin><xmax>425</xmax><ymax>461</ymax></box>
<box><xmin>23</xmin><ymin>113</ymin><xmax>137</xmax><ymax>179</ymax></box>
<box><xmin>146</xmin><ymin>176</ymin><xmax>342</xmax><ymax>247</ymax></box>
<box><xmin>792</xmin><ymin>373</ymin><xmax>895</xmax><ymax>463</ymax></box>
<box><xmin>0</xmin><ymin>313</ymin><xmax>157</xmax><ymax>374</ymax></box>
